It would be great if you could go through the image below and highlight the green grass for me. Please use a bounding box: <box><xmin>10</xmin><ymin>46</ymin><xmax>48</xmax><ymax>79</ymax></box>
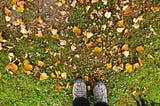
<box><xmin>0</xmin><ymin>0</ymin><xmax>160</xmax><ymax>106</ymax></box>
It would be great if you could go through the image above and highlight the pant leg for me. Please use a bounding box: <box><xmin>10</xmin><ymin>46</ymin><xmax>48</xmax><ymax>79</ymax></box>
<box><xmin>72</xmin><ymin>97</ymin><xmax>90</xmax><ymax>106</ymax></box>
<box><xmin>94</xmin><ymin>102</ymin><xmax>109</xmax><ymax>106</ymax></box>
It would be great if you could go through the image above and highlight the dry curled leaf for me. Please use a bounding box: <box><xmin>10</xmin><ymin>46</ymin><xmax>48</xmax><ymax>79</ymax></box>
<box><xmin>6</xmin><ymin>62</ymin><xmax>18</xmax><ymax>73</ymax></box>
<box><xmin>133</xmin><ymin>63</ymin><xmax>140</xmax><ymax>69</ymax></box>
<box><xmin>91</xmin><ymin>0</ymin><xmax>99</xmax><ymax>3</ymax></box>
<box><xmin>132</xmin><ymin>90</ymin><xmax>138</xmax><ymax>96</ymax></box>
<box><xmin>17</xmin><ymin>6</ymin><xmax>24</xmax><ymax>13</ymax></box>
<box><xmin>106</xmin><ymin>63</ymin><xmax>112</xmax><ymax>68</ymax></box>
<box><xmin>55</xmin><ymin>84</ymin><xmax>61</xmax><ymax>92</ymax></box>
<box><xmin>151</xmin><ymin>7</ymin><xmax>160</xmax><ymax>13</ymax></box>
<box><xmin>136</xmin><ymin>46</ymin><xmax>144</xmax><ymax>52</ymax></box>
<box><xmin>123</xmin><ymin>6</ymin><xmax>132</xmax><ymax>14</ymax></box>
<box><xmin>138</xmin><ymin>58</ymin><xmax>145</xmax><ymax>66</ymax></box>
<box><xmin>23</xmin><ymin>60</ymin><xmax>33</xmax><ymax>71</ymax></box>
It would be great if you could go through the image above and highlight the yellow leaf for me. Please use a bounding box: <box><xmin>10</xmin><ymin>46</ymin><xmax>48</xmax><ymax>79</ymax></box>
<box><xmin>36</xmin><ymin>16</ymin><xmax>43</xmax><ymax>23</ymax></box>
<box><xmin>147</xmin><ymin>54</ymin><xmax>154</xmax><ymax>59</ymax></box>
<box><xmin>23</xmin><ymin>60</ymin><xmax>33</xmax><ymax>71</ymax></box>
<box><xmin>51</xmin><ymin>72</ymin><xmax>56</xmax><ymax>78</ymax></box>
<box><xmin>125</xmin><ymin>63</ymin><xmax>132</xmax><ymax>72</ymax></box>
<box><xmin>83</xmin><ymin>75</ymin><xmax>89</xmax><ymax>81</ymax></box>
<box><xmin>17</xmin><ymin>17</ymin><xmax>23</xmax><ymax>24</ymax></box>
<box><xmin>66</xmin><ymin>82</ymin><xmax>71</xmax><ymax>89</ymax></box>
<box><xmin>106</xmin><ymin>63</ymin><xmax>112</xmax><ymax>68</ymax></box>
<box><xmin>38</xmin><ymin>60</ymin><xmax>44</xmax><ymax>67</ymax></box>
<box><xmin>55</xmin><ymin>70</ymin><xmax>61</xmax><ymax>77</ymax></box>
<box><xmin>40</xmin><ymin>72</ymin><xmax>49</xmax><ymax>80</ymax></box>
<box><xmin>94</xmin><ymin>47</ymin><xmax>102</xmax><ymax>52</ymax></box>
<box><xmin>11</xmin><ymin>0</ymin><xmax>17</xmax><ymax>5</ymax></box>
<box><xmin>4</xmin><ymin>7</ymin><xmax>11</xmax><ymax>15</ymax></box>
<box><xmin>61</xmin><ymin>0</ymin><xmax>66</xmax><ymax>4</ymax></box>
<box><xmin>72</xmin><ymin>26</ymin><xmax>81</xmax><ymax>35</ymax></box>
<box><xmin>122</xmin><ymin>44</ymin><xmax>129</xmax><ymax>51</ymax></box>
<box><xmin>96</xmin><ymin>38</ymin><xmax>102</xmax><ymax>43</ymax></box>
<box><xmin>117</xmin><ymin>20</ymin><xmax>124</xmax><ymax>27</ymax></box>
<box><xmin>17</xmin><ymin>6</ymin><xmax>24</xmax><ymax>13</ymax></box>
<box><xmin>132</xmin><ymin>90</ymin><xmax>138</xmax><ymax>96</ymax></box>
<box><xmin>23</xmin><ymin>34</ymin><xmax>28</xmax><ymax>38</ymax></box>
<box><xmin>0</xmin><ymin>32</ymin><xmax>3</xmax><ymax>42</ymax></box>
<box><xmin>136</xmin><ymin>46</ymin><xmax>144</xmax><ymax>52</ymax></box>
<box><xmin>6</xmin><ymin>62</ymin><xmax>18</xmax><ymax>73</ymax></box>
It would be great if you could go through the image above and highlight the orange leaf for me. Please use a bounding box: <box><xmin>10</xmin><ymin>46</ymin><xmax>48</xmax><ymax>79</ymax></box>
<box><xmin>151</xmin><ymin>7</ymin><xmax>160</xmax><ymax>13</ymax></box>
<box><xmin>136</xmin><ymin>46</ymin><xmax>144</xmax><ymax>52</ymax></box>
<box><xmin>55</xmin><ymin>84</ymin><xmax>61</xmax><ymax>92</ymax></box>
<box><xmin>117</xmin><ymin>20</ymin><xmax>124</xmax><ymax>27</ymax></box>
<box><xmin>4</xmin><ymin>7</ymin><xmax>11</xmax><ymax>15</ymax></box>
<box><xmin>124</xmin><ymin>7</ymin><xmax>132</xmax><ymax>14</ymax></box>
<box><xmin>52</xmin><ymin>34</ymin><xmax>59</xmax><ymax>39</ymax></box>
<box><xmin>122</xmin><ymin>44</ymin><xmax>129</xmax><ymax>51</ymax></box>
<box><xmin>23</xmin><ymin>60</ymin><xmax>33</xmax><ymax>71</ymax></box>
<box><xmin>79</xmin><ymin>0</ymin><xmax>84</xmax><ymax>4</ymax></box>
<box><xmin>6</xmin><ymin>62</ymin><xmax>18</xmax><ymax>73</ymax></box>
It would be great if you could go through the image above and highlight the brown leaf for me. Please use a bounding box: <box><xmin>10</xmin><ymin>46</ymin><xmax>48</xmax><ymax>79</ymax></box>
<box><xmin>151</xmin><ymin>7</ymin><xmax>160</xmax><ymax>13</ymax></box>
<box><xmin>138</xmin><ymin>58</ymin><xmax>145</xmax><ymax>66</ymax></box>
<box><xmin>40</xmin><ymin>72</ymin><xmax>49</xmax><ymax>80</ymax></box>
<box><xmin>55</xmin><ymin>84</ymin><xmax>61</xmax><ymax>92</ymax></box>
<box><xmin>6</xmin><ymin>62</ymin><xmax>18</xmax><ymax>73</ymax></box>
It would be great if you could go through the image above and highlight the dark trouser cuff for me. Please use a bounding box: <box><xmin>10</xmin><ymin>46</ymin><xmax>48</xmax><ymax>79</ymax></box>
<box><xmin>72</xmin><ymin>97</ymin><xmax>90</xmax><ymax>106</ymax></box>
<box><xmin>94</xmin><ymin>102</ymin><xmax>109</xmax><ymax>106</ymax></box>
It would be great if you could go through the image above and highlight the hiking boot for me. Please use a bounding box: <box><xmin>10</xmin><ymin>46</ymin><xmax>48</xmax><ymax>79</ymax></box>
<box><xmin>93</xmin><ymin>81</ymin><xmax>107</xmax><ymax>103</ymax></box>
<box><xmin>72</xmin><ymin>78</ymin><xmax>87</xmax><ymax>100</ymax></box>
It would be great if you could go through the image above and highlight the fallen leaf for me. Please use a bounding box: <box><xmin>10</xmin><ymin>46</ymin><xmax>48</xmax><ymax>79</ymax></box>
<box><xmin>122</xmin><ymin>51</ymin><xmax>129</xmax><ymax>57</ymax></box>
<box><xmin>0</xmin><ymin>32</ymin><xmax>3</xmax><ymax>42</ymax></box>
<box><xmin>83</xmin><ymin>75</ymin><xmax>89</xmax><ymax>81</ymax></box>
<box><xmin>55</xmin><ymin>84</ymin><xmax>61</xmax><ymax>92</ymax></box>
<box><xmin>86</xmin><ymin>32</ymin><xmax>93</xmax><ymax>39</ymax></box>
<box><xmin>4</xmin><ymin>7</ymin><xmax>11</xmax><ymax>15</ymax></box>
<box><xmin>52</xmin><ymin>34</ymin><xmax>59</xmax><ymax>39</ymax></box>
<box><xmin>23</xmin><ymin>60</ymin><xmax>33</xmax><ymax>71</ymax></box>
<box><xmin>132</xmin><ymin>90</ymin><xmax>138</xmax><ymax>96</ymax></box>
<box><xmin>61</xmin><ymin>0</ymin><xmax>66</xmax><ymax>5</ymax></box>
<box><xmin>106</xmin><ymin>63</ymin><xmax>112</xmax><ymax>68</ymax></box>
<box><xmin>94</xmin><ymin>47</ymin><xmax>102</xmax><ymax>52</ymax></box>
<box><xmin>71</xmin><ymin>45</ymin><xmax>76</xmax><ymax>51</ymax></box>
<box><xmin>91</xmin><ymin>0</ymin><xmax>98</xmax><ymax>3</ymax></box>
<box><xmin>117</xmin><ymin>20</ymin><xmax>124</xmax><ymax>27</ymax></box>
<box><xmin>136</xmin><ymin>46</ymin><xmax>144</xmax><ymax>52</ymax></box>
<box><xmin>55</xmin><ymin>70</ymin><xmax>61</xmax><ymax>77</ymax></box>
<box><xmin>138</xmin><ymin>58</ymin><xmax>145</xmax><ymax>66</ymax></box>
<box><xmin>124</xmin><ymin>6</ymin><xmax>132</xmax><ymax>14</ymax></box>
<box><xmin>86</xmin><ymin>42</ymin><xmax>93</xmax><ymax>48</ymax></box>
<box><xmin>72</xmin><ymin>26</ymin><xmax>81</xmax><ymax>35</ymax></box>
<box><xmin>40</xmin><ymin>72</ymin><xmax>49</xmax><ymax>80</ymax></box>
<box><xmin>125</xmin><ymin>63</ymin><xmax>132</xmax><ymax>72</ymax></box>
<box><xmin>5</xmin><ymin>16</ymin><xmax>11</xmax><ymax>22</ymax></box>
<box><xmin>0</xmin><ymin>43</ymin><xmax>2</xmax><ymax>50</ymax></box>
<box><xmin>102</xmin><ymin>0</ymin><xmax>107</xmax><ymax>5</ymax></box>
<box><xmin>61</xmin><ymin>72</ymin><xmax>67</xmax><ymax>79</ymax></box>
<box><xmin>133</xmin><ymin>63</ymin><xmax>140</xmax><ymax>69</ymax></box>
<box><xmin>117</xmin><ymin>27</ymin><xmax>125</xmax><ymax>33</ymax></box>
<box><xmin>51</xmin><ymin>72</ymin><xmax>56</xmax><ymax>78</ymax></box>
<box><xmin>38</xmin><ymin>60</ymin><xmax>44</xmax><ymax>67</ymax></box>
<box><xmin>11</xmin><ymin>0</ymin><xmax>17</xmax><ymax>5</ymax></box>
<box><xmin>79</xmin><ymin>0</ymin><xmax>84</xmax><ymax>4</ymax></box>
<box><xmin>6</xmin><ymin>62</ymin><xmax>18</xmax><ymax>73</ymax></box>
<box><xmin>104</xmin><ymin>11</ymin><xmax>111</xmax><ymax>18</ymax></box>
<box><xmin>17</xmin><ymin>6</ymin><xmax>24</xmax><ymax>13</ymax></box>
<box><xmin>17</xmin><ymin>1</ymin><xmax>25</xmax><ymax>7</ymax></box>
<box><xmin>36</xmin><ymin>16</ymin><xmax>43</xmax><ymax>23</ymax></box>
<box><xmin>35</xmin><ymin>32</ymin><xmax>43</xmax><ymax>38</ymax></box>
<box><xmin>151</xmin><ymin>7</ymin><xmax>160</xmax><ymax>12</ymax></box>
<box><xmin>66</xmin><ymin>82</ymin><xmax>71</xmax><ymax>89</ymax></box>
<box><xmin>60</xmin><ymin>40</ymin><xmax>67</xmax><ymax>46</ymax></box>
<box><xmin>122</xmin><ymin>44</ymin><xmax>129</xmax><ymax>51</ymax></box>
<box><xmin>147</xmin><ymin>54</ymin><xmax>154</xmax><ymax>59</ymax></box>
